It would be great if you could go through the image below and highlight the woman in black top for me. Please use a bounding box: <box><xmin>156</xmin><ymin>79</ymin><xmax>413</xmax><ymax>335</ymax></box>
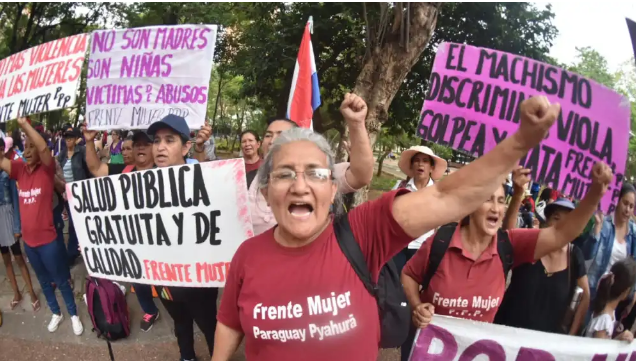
<box><xmin>495</xmin><ymin>167</ymin><xmax>591</xmax><ymax>334</ymax></box>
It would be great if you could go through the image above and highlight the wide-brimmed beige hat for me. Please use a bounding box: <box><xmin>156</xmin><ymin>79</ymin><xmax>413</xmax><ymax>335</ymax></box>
<box><xmin>398</xmin><ymin>146</ymin><xmax>448</xmax><ymax>180</ymax></box>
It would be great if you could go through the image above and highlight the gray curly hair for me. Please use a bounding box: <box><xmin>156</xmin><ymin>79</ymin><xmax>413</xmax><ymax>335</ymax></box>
<box><xmin>256</xmin><ymin>127</ymin><xmax>343</xmax><ymax>215</ymax></box>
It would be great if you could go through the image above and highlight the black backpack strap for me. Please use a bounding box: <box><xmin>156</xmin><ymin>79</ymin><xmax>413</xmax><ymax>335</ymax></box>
<box><xmin>497</xmin><ymin>229</ymin><xmax>514</xmax><ymax>276</ymax></box>
<box><xmin>107</xmin><ymin>339</ymin><xmax>115</xmax><ymax>361</ymax></box>
<box><xmin>421</xmin><ymin>223</ymin><xmax>457</xmax><ymax>291</ymax></box>
<box><xmin>333</xmin><ymin>215</ymin><xmax>376</xmax><ymax>297</ymax></box>
<box><xmin>246</xmin><ymin>169</ymin><xmax>258</xmax><ymax>189</ymax></box>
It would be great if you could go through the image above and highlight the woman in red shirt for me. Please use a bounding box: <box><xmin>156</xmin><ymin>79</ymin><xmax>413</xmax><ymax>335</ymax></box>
<box><xmin>0</xmin><ymin>118</ymin><xmax>84</xmax><ymax>336</ymax></box>
<box><xmin>240</xmin><ymin>130</ymin><xmax>262</xmax><ymax>173</ymax></box>
<box><xmin>214</xmin><ymin>95</ymin><xmax>567</xmax><ymax>361</ymax></box>
<box><xmin>400</xmin><ymin>165</ymin><xmax>610</xmax><ymax>360</ymax></box>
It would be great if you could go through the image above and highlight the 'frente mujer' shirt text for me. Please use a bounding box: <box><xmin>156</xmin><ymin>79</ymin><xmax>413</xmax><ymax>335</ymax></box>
<box><xmin>217</xmin><ymin>190</ymin><xmax>413</xmax><ymax>361</ymax></box>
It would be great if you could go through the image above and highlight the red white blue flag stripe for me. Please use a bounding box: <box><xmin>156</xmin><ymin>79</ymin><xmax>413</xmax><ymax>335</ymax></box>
<box><xmin>287</xmin><ymin>17</ymin><xmax>321</xmax><ymax>129</ymax></box>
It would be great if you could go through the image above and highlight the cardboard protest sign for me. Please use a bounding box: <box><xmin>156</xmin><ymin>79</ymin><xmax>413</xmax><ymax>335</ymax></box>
<box><xmin>86</xmin><ymin>24</ymin><xmax>217</xmax><ymax>131</ymax></box>
<box><xmin>409</xmin><ymin>316</ymin><xmax>636</xmax><ymax>360</ymax></box>
<box><xmin>0</xmin><ymin>34</ymin><xmax>89</xmax><ymax>122</ymax></box>
<box><xmin>417</xmin><ymin>42</ymin><xmax>631</xmax><ymax>213</ymax></box>
<box><xmin>66</xmin><ymin>159</ymin><xmax>253</xmax><ymax>287</ymax></box>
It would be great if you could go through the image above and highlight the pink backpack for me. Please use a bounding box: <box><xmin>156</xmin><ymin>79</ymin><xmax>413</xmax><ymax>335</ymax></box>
<box><xmin>86</xmin><ymin>277</ymin><xmax>130</xmax><ymax>359</ymax></box>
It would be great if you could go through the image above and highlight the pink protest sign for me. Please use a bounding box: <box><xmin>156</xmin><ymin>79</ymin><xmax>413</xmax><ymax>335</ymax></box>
<box><xmin>417</xmin><ymin>42</ymin><xmax>631</xmax><ymax>213</ymax></box>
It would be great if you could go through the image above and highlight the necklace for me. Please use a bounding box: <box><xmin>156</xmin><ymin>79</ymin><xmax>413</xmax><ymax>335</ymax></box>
<box><xmin>544</xmin><ymin>268</ymin><xmax>554</xmax><ymax>277</ymax></box>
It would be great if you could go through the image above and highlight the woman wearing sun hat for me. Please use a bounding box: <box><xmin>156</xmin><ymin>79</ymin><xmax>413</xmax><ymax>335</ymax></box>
<box><xmin>391</xmin><ymin>145</ymin><xmax>447</xmax><ymax>272</ymax></box>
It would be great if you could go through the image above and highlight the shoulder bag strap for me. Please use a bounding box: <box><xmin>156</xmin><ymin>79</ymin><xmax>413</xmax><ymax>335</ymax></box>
<box><xmin>421</xmin><ymin>223</ymin><xmax>456</xmax><ymax>291</ymax></box>
<box><xmin>497</xmin><ymin>229</ymin><xmax>514</xmax><ymax>276</ymax></box>
<box><xmin>333</xmin><ymin>215</ymin><xmax>376</xmax><ymax>297</ymax></box>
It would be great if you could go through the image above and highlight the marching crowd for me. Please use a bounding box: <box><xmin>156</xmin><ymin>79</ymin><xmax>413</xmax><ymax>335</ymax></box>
<box><xmin>0</xmin><ymin>92</ymin><xmax>633</xmax><ymax>361</ymax></box>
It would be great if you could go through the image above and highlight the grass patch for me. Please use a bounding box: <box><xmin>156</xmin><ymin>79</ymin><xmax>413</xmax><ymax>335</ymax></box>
<box><xmin>371</xmin><ymin>173</ymin><xmax>399</xmax><ymax>191</ymax></box>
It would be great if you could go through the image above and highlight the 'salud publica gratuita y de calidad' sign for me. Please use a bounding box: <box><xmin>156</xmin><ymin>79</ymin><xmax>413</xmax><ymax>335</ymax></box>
<box><xmin>66</xmin><ymin>159</ymin><xmax>253</xmax><ymax>287</ymax></box>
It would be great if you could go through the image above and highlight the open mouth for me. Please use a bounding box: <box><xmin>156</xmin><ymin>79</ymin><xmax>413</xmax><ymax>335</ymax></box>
<box><xmin>486</xmin><ymin>215</ymin><xmax>499</xmax><ymax>227</ymax></box>
<box><xmin>288</xmin><ymin>202</ymin><xmax>314</xmax><ymax>219</ymax></box>
<box><xmin>417</xmin><ymin>169</ymin><xmax>425</xmax><ymax>174</ymax></box>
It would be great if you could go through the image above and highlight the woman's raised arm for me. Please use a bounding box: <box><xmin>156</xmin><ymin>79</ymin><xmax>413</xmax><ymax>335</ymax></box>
<box><xmin>534</xmin><ymin>162</ymin><xmax>611</xmax><ymax>260</ymax></box>
<box><xmin>393</xmin><ymin>96</ymin><xmax>560</xmax><ymax>238</ymax></box>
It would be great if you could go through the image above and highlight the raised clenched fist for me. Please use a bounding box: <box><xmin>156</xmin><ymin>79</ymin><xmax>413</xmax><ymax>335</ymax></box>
<box><xmin>516</xmin><ymin>96</ymin><xmax>560</xmax><ymax>150</ymax></box>
<box><xmin>340</xmin><ymin>93</ymin><xmax>367</xmax><ymax>126</ymax></box>
<box><xmin>196</xmin><ymin>124</ymin><xmax>212</xmax><ymax>146</ymax></box>
<box><xmin>590</xmin><ymin>162</ymin><xmax>613</xmax><ymax>194</ymax></box>
<box><xmin>511</xmin><ymin>166</ymin><xmax>532</xmax><ymax>193</ymax></box>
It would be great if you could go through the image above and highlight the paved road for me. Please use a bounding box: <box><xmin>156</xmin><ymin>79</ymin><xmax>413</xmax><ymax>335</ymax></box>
<box><xmin>373</xmin><ymin>156</ymin><xmax>405</xmax><ymax>180</ymax></box>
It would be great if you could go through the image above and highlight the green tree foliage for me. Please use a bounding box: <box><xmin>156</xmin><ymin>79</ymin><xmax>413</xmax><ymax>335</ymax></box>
<box><xmin>219</xmin><ymin>3</ymin><xmax>557</xmax><ymax>137</ymax></box>
<box><xmin>613</xmin><ymin>59</ymin><xmax>636</xmax><ymax>182</ymax></box>
<box><xmin>568</xmin><ymin>48</ymin><xmax>636</xmax><ymax>182</ymax></box>
<box><xmin>0</xmin><ymin>3</ymin><xmax>122</xmax><ymax>57</ymax></box>
<box><xmin>568</xmin><ymin>47</ymin><xmax>616</xmax><ymax>88</ymax></box>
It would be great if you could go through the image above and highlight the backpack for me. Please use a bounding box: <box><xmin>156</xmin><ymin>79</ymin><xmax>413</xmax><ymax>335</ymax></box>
<box><xmin>333</xmin><ymin>215</ymin><xmax>411</xmax><ymax>348</ymax></box>
<box><xmin>86</xmin><ymin>277</ymin><xmax>130</xmax><ymax>360</ymax></box>
<box><xmin>421</xmin><ymin>223</ymin><xmax>513</xmax><ymax>290</ymax></box>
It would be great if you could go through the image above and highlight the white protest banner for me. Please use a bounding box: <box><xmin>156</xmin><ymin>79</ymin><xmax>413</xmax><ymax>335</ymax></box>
<box><xmin>410</xmin><ymin>315</ymin><xmax>636</xmax><ymax>360</ymax></box>
<box><xmin>85</xmin><ymin>25</ymin><xmax>217</xmax><ymax>131</ymax></box>
<box><xmin>66</xmin><ymin>159</ymin><xmax>253</xmax><ymax>287</ymax></box>
<box><xmin>0</xmin><ymin>34</ymin><xmax>89</xmax><ymax>122</ymax></box>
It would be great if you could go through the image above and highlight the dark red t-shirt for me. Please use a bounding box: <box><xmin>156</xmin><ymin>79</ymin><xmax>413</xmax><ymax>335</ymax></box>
<box><xmin>244</xmin><ymin>158</ymin><xmax>262</xmax><ymax>173</ymax></box>
<box><xmin>403</xmin><ymin>224</ymin><xmax>539</xmax><ymax>323</ymax></box>
<box><xmin>217</xmin><ymin>190</ymin><xmax>413</xmax><ymax>361</ymax></box>
<box><xmin>10</xmin><ymin>159</ymin><xmax>57</xmax><ymax>247</ymax></box>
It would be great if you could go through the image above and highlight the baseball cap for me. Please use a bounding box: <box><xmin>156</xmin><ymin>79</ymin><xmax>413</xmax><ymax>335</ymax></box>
<box><xmin>544</xmin><ymin>198</ymin><xmax>576</xmax><ymax>220</ymax></box>
<box><xmin>132</xmin><ymin>130</ymin><xmax>152</xmax><ymax>143</ymax></box>
<box><xmin>147</xmin><ymin>114</ymin><xmax>190</xmax><ymax>141</ymax></box>
<box><xmin>63</xmin><ymin>125</ymin><xmax>80</xmax><ymax>138</ymax></box>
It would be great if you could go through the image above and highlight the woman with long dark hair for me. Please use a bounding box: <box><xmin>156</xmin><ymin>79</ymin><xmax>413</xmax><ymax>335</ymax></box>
<box><xmin>0</xmin><ymin>138</ymin><xmax>39</xmax><ymax>312</ymax></box>
<box><xmin>585</xmin><ymin>258</ymin><xmax>636</xmax><ymax>341</ymax></box>
<box><xmin>0</xmin><ymin>118</ymin><xmax>83</xmax><ymax>335</ymax></box>
<box><xmin>585</xmin><ymin>183</ymin><xmax>636</xmax><ymax>331</ymax></box>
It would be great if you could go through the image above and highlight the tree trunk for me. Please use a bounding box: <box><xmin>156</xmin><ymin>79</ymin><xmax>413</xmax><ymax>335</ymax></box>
<box><xmin>230</xmin><ymin>99</ymin><xmax>247</xmax><ymax>152</ymax></box>
<box><xmin>349</xmin><ymin>3</ymin><xmax>439</xmax><ymax>207</ymax></box>
<box><xmin>377</xmin><ymin>150</ymin><xmax>390</xmax><ymax>176</ymax></box>
<box><xmin>212</xmin><ymin>70</ymin><xmax>223</xmax><ymax>128</ymax></box>
<box><xmin>354</xmin><ymin>3</ymin><xmax>439</xmax><ymax>139</ymax></box>
<box><xmin>8</xmin><ymin>3</ymin><xmax>25</xmax><ymax>54</ymax></box>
